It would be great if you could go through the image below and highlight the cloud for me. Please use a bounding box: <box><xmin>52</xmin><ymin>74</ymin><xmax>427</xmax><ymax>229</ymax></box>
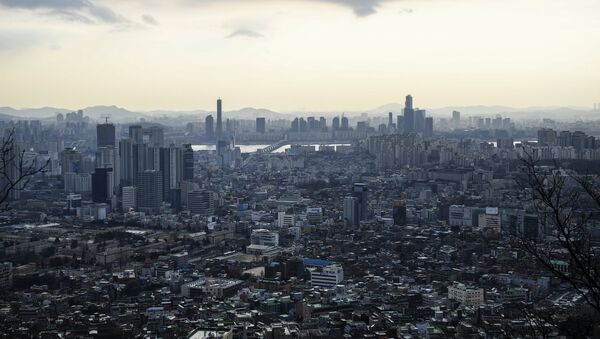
<box><xmin>227</xmin><ymin>29</ymin><xmax>263</xmax><ymax>39</ymax></box>
<box><xmin>0</xmin><ymin>0</ymin><xmax>126</xmax><ymax>24</ymax></box>
<box><xmin>0</xmin><ymin>30</ymin><xmax>54</xmax><ymax>52</ymax></box>
<box><xmin>318</xmin><ymin>0</ymin><xmax>383</xmax><ymax>17</ymax></box>
<box><xmin>141</xmin><ymin>14</ymin><xmax>158</xmax><ymax>26</ymax></box>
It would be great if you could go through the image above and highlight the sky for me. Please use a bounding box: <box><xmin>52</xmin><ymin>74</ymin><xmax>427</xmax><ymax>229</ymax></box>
<box><xmin>0</xmin><ymin>0</ymin><xmax>599</xmax><ymax>112</ymax></box>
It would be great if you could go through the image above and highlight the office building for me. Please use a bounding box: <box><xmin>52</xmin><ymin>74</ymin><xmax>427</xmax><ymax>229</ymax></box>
<box><xmin>205</xmin><ymin>115</ymin><xmax>215</xmax><ymax>139</ymax></box>
<box><xmin>251</xmin><ymin>229</ymin><xmax>279</xmax><ymax>246</ymax></box>
<box><xmin>424</xmin><ymin>117</ymin><xmax>434</xmax><ymax>137</ymax></box>
<box><xmin>145</xmin><ymin>126</ymin><xmax>164</xmax><ymax>147</ymax></box>
<box><xmin>392</xmin><ymin>200</ymin><xmax>407</xmax><ymax>226</ymax></box>
<box><xmin>353</xmin><ymin>183</ymin><xmax>368</xmax><ymax>221</ymax></box>
<box><xmin>182</xmin><ymin>144</ymin><xmax>194</xmax><ymax>181</ymax></box>
<box><xmin>332</xmin><ymin>117</ymin><xmax>340</xmax><ymax>130</ymax></box>
<box><xmin>277</xmin><ymin>212</ymin><xmax>295</xmax><ymax>227</ymax></box>
<box><xmin>216</xmin><ymin>98</ymin><xmax>223</xmax><ymax>139</ymax></box>
<box><xmin>159</xmin><ymin>146</ymin><xmax>183</xmax><ymax>203</ymax></box>
<box><xmin>403</xmin><ymin>95</ymin><xmax>415</xmax><ymax>132</ymax></box>
<box><xmin>96</xmin><ymin>123</ymin><xmax>115</xmax><ymax>148</ymax></box>
<box><xmin>452</xmin><ymin>110</ymin><xmax>461</xmax><ymax>127</ymax></box>
<box><xmin>396</xmin><ymin>115</ymin><xmax>404</xmax><ymax>132</ymax></box>
<box><xmin>60</xmin><ymin>147</ymin><xmax>82</xmax><ymax>173</ymax></box>
<box><xmin>309</xmin><ymin>264</ymin><xmax>344</xmax><ymax>288</ymax></box>
<box><xmin>129</xmin><ymin>125</ymin><xmax>143</xmax><ymax>144</ymax></box>
<box><xmin>188</xmin><ymin>190</ymin><xmax>216</xmax><ymax>215</ymax></box>
<box><xmin>415</xmin><ymin>109</ymin><xmax>425</xmax><ymax>133</ymax></box>
<box><xmin>256</xmin><ymin>117</ymin><xmax>266</xmax><ymax>133</ymax></box>
<box><xmin>136</xmin><ymin>170</ymin><xmax>163</xmax><ymax>214</ymax></box>
<box><xmin>92</xmin><ymin>167</ymin><xmax>113</xmax><ymax>204</ymax></box>
<box><xmin>343</xmin><ymin>196</ymin><xmax>359</xmax><ymax>227</ymax></box>
<box><xmin>122</xmin><ymin>186</ymin><xmax>136</xmax><ymax>211</ymax></box>
<box><xmin>341</xmin><ymin>116</ymin><xmax>349</xmax><ymax>130</ymax></box>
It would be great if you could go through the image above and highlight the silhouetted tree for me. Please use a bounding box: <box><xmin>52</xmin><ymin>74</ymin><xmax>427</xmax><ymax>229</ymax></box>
<box><xmin>0</xmin><ymin>129</ymin><xmax>48</xmax><ymax>209</ymax></box>
<box><xmin>515</xmin><ymin>154</ymin><xmax>600</xmax><ymax>317</ymax></box>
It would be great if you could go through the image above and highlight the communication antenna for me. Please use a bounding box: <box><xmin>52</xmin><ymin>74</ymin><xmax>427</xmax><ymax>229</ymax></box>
<box><xmin>100</xmin><ymin>114</ymin><xmax>111</xmax><ymax>123</ymax></box>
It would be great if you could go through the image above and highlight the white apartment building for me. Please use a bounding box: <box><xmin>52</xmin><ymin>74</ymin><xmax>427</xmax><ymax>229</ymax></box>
<box><xmin>309</xmin><ymin>264</ymin><xmax>344</xmax><ymax>288</ymax></box>
<box><xmin>448</xmin><ymin>282</ymin><xmax>484</xmax><ymax>306</ymax></box>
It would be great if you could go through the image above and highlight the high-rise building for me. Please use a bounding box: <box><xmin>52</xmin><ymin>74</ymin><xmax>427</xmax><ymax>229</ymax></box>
<box><xmin>92</xmin><ymin>167</ymin><xmax>113</xmax><ymax>204</ymax></box>
<box><xmin>205</xmin><ymin>115</ymin><xmax>215</xmax><ymax>139</ymax></box>
<box><xmin>392</xmin><ymin>200</ymin><xmax>407</xmax><ymax>226</ymax></box>
<box><xmin>188</xmin><ymin>190</ymin><xmax>215</xmax><ymax>215</ymax></box>
<box><xmin>129</xmin><ymin>125</ymin><xmax>143</xmax><ymax>144</ymax></box>
<box><xmin>60</xmin><ymin>147</ymin><xmax>83</xmax><ymax>174</ymax></box>
<box><xmin>332</xmin><ymin>117</ymin><xmax>340</xmax><ymax>131</ymax></box>
<box><xmin>291</xmin><ymin>118</ymin><xmax>299</xmax><ymax>132</ymax></box>
<box><xmin>182</xmin><ymin>144</ymin><xmax>194</xmax><ymax>181</ymax></box>
<box><xmin>119</xmin><ymin>138</ymin><xmax>133</xmax><ymax>186</ymax></box>
<box><xmin>537</xmin><ymin>128</ymin><xmax>557</xmax><ymax>146</ymax></box>
<box><xmin>319</xmin><ymin>117</ymin><xmax>327</xmax><ymax>131</ymax></box>
<box><xmin>256</xmin><ymin>117</ymin><xmax>266</xmax><ymax>134</ymax></box>
<box><xmin>424</xmin><ymin>117</ymin><xmax>434</xmax><ymax>137</ymax></box>
<box><xmin>145</xmin><ymin>126</ymin><xmax>164</xmax><ymax>147</ymax></box>
<box><xmin>341</xmin><ymin>116</ymin><xmax>349</xmax><ymax>130</ymax></box>
<box><xmin>216</xmin><ymin>98</ymin><xmax>223</xmax><ymax>140</ymax></box>
<box><xmin>396</xmin><ymin>115</ymin><xmax>404</xmax><ymax>132</ymax></box>
<box><xmin>299</xmin><ymin>117</ymin><xmax>308</xmax><ymax>132</ymax></box>
<box><xmin>388</xmin><ymin>112</ymin><xmax>393</xmax><ymax>128</ymax></box>
<box><xmin>121</xmin><ymin>186</ymin><xmax>136</xmax><ymax>211</ymax></box>
<box><xmin>343</xmin><ymin>196</ymin><xmax>359</xmax><ymax>227</ymax></box>
<box><xmin>452</xmin><ymin>110</ymin><xmax>461</xmax><ymax>127</ymax></box>
<box><xmin>403</xmin><ymin>95</ymin><xmax>415</xmax><ymax>132</ymax></box>
<box><xmin>136</xmin><ymin>170</ymin><xmax>163</xmax><ymax>214</ymax></box>
<box><xmin>96</xmin><ymin>123</ymin><xmax>115</xmax><ymax>149</ymax></box>
<box><xmin>415</xmin><ymin>109</ymin><xmax>425</xmax><ymax>133</ymax></box>
<box><xmin>353</xmin><ymin>183</ymin><xmax>369</xmax><ymax>221</ymax></box>
<box><xmin>159</xmin><ymin>145</ymin><xmax>183</xmax><ymax>203</ymax></box>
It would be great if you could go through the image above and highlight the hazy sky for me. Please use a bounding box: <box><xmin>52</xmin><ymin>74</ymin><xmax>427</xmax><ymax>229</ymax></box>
<box><xmin>0</xmin><ymin>0</ymin><xmax>599</xmax><ymax>112</ymax></box>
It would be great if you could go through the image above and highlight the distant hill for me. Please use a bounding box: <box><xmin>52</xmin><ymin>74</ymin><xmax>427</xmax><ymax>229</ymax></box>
<box><xmin>0</xmin><ymin>104</ymin><xmax>596</xmax><ymax>122</ymax></box>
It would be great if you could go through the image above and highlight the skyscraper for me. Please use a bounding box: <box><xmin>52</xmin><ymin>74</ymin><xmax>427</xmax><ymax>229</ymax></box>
<box><xmin>396</xmin><ymin>115</ymin><xmax>404</xmax><ymax>132</ymax></box>
<box><xmin>96</xmin><ymin>123</ymin><xmax>115</xmax><ymax>149</ymax></box>
<box><xmin>145</xmin><ymin>126</ymin><xmax>164</xmax><ymax>147</ymax></box>
<box><xmin>388</xmin><ymin>112</ymin><xmax>393</xmax><ymax>128</ymax></box>
<box><xmin>341</xmin><ymin>116</ymin><xmax>349</xmax><ymax>130</ymax></box>
<box><xmin>182</xmin><ymin>144</ymin><xmax>194</xmax><ymax>181</ymax></box>
<box><xmin>159</xmin><ymin>145</ymin><xmax>183</xmax><ymax>203</ymax></box>
<box><xmin>205</xmin><ymin>115</ymin><xmax>215</xmax><ymax>139</ymax></box>
<box><xmin>92</xmin><ymin>167</ymin><xmax>113</xmax><ymax>204</ymax></box>
<box><xmin>452</xmin><ymin>110</ymin><xmax>461</xmax><ymax>127</ymax></box>
<box><xmin>256</xmin><ymin>117</ymin><xmax>266</xmax><ymax>133</ymax></box>
<box><xmin>424</xmin><ymin>117</ymin><xmax>434</xmax><ymax>137</ymax></box>
<box><xmin>415</xmin><ymin>109</ymin><xmax>425</xmax><ymax>133</ymax></box>
<box><xmin>119</xmin><ymin>138</ymin><xmax>133</xmax><ymax>186</ymax></box>
<box><xmin>392</xmin><ymin>200</ymin><xmax>407</xmax><ymax>226</ymax></box>
<box><xmin>353</xmin><ymin>183</ymin><xmax>368</xmax><ymax>221</ymax></box>
<box><xmin>343</xmin><ymin>196</ymin><xmax>359</xmax><ymax>227</ymax></box>
<box><xmin>403</xmin><ymin>95</ymin><xmax>415</xmax><ymax>132</ymax></box>
<box><xmin>129</xmin><ymin>125</ymin><xmax>143</xmax><ymax>144</ymax></box>
<box><xmin>216</xmin><ymin>98</ymin><xmax>223</xmax><ymax>140</ymax></box>
<box><xmin>332</xmin><ymin>117</ymin><xmax>340</xmax><ymax>131</ymax></box>
<box><xmin>136</xmin><ymin>170</ymin><xmax>163</xmax><ymax>214</ymax></box>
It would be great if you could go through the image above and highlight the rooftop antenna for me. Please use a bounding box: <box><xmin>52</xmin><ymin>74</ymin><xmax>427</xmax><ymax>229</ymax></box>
<box><xmin>100</xmin><ymin>114</ymin><xmax>111</xmax><ymax>124</ymax></box>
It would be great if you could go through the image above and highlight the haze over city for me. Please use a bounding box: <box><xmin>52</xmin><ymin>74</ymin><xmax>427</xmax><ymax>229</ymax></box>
<box><xmin>1</xmin><ymin>0</ymin><xmax>600</xmax><ymax>111</ymax></box>
<box><xmin>2</xmin><ymin>1</ymin><xmax>600</xmax><ymax>339</ymax></box>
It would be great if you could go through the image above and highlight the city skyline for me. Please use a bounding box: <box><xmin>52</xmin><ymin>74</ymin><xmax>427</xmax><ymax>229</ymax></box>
<box><xmin>1</xmin><ymin>0</ymin><xmax>600</xmax><ymax>111</ymax></box>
